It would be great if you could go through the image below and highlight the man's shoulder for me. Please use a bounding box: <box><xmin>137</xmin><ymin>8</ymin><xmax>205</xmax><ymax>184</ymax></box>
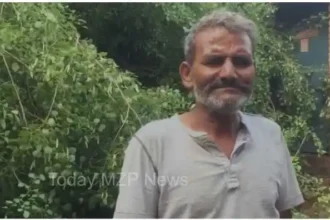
<box><xmin>240</xmin><ymin>111</ymin><xmax>282</xmax><ymax>132</ymax></box>
<box><xmin>132</xmin><ymin>115</ymin><xmax>178</xmax><ymax>142</ymax></box>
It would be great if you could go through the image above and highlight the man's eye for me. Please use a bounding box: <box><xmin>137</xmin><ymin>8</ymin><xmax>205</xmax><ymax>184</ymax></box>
<box><xmin>204</xmin><ymin>57</ymin><xmax>225</xmax><ymax>66</ymax></box>
<box><xmin>232</xmin><ymin>56</ymin><xmax>253</xmax><ymax>68</ymax></box>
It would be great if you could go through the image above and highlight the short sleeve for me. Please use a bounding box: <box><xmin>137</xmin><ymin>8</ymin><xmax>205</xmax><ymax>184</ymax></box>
<box><xmin>113</xmin><ymin>134</ymin><xmax>159</xmax><ymax>218</ymax></box>
<box><xmin>275</xmin><ymin>130</ymin><xmax>305</xmax><ymax>212</ymax></box>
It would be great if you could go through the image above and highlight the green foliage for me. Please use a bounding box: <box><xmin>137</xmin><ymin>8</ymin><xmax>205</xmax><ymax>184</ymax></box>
<box><xmin>0</xmin><ymin>2</ymin><xmax>329</xmax><ymax>218</ymax></box>
<box><xmin>0</xmin><ymin>2</ymin><xmax>188</xmax><ymax>218</ymax></box>
<box><xmin>70</xmin><ymin>2</ymin><xmax>319</xmax><ymax>150</ymax></box>
<box><xmin>293</xmin><ymin>155</ymin><xmax>330</xmax><ymax>217</ymax></box>
<box><xmin>321</xmin><ymin>78</ymin><xmax>330</xmax><ymax>120</ymax></box>
<box><xmin>68</xmin><ymin>3</ymin><xmax>216</xmax><ymax>87</ymax></box>
<box><xmin>294</xmin><ymin>11</ymin><xmax>329</xmax><ymax>33</ymax></box>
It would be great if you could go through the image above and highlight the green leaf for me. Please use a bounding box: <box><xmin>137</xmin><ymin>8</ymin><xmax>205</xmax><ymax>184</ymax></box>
<box><xmin>69</xmin><ymin>155</ymin><xmax>75</xmax><ymax>162</ymax></box>
<box><xmin>0</xmin><ymin>120</ymin><xmax>6</xmax><ymax>129</ymax></box>
<box><xmin>34</xmin><ymin>21</ymin><xmax>42</xmax><ymax>28</ymax></box>
<box><xmin>23</xmin><ymin>210</ymin><xmax>30</xmax><ymax>218</ymax></box>
<box><xmin>39</xmin><ymin>174</ymin><xmax>46</xmax><ymax>181</ymax></box>
<box><xmin>98</xmin><ymin>124</ymin><xmax>106</xmax><ymax>132</ymax></box>
<box><xmin>32</xmin><ymin>150</ymin><xmax>41</xmax><ymax>157</ymax></box>
<box><xmin>11</xmin><ymin>62</ymin><xmax>19</xmax><ymax>72</ymax></box>
<box><xmin>28</xmin><ymin>173</ymin><xmax>36</xmax><ymax>179</ymax></box>
<box><xmin>51</xmin><ymin>110</ymin><xmax>58</xmax><ymax>116</ymax></box>
<box><xmin>69</xmin><ymin>147</ymin><xmax>76</xmax><ymax>154</ymax></box>
<box><xmin>47</xmin><ymin>118</ymin><xmax>55</xmax><ymax>126</ymax></box>
<box><xmin>11</xmin><ymin>110</ymin><xmax>19</xmax><ymax>115</ymax></box>
<box><xmin>44</xmin><ymin>146</ymin><xmax>52</xmax><ymax>154</ymax></box>
<box><xmin>39</xmin><ymin>194</ymin><xmax>46</xmax><ymax>200</ymax></box>
<box><xmin>44</xmin><ymin>11</ymin><xmax>57</xmax><ymax>22</ymax></box>
<box><xmin>31</xmin><ymin>205</ymin><xmax>39</xmax><ymax>211</ymax></box>
<box><xmin>42</xmin><ymin>129</ymin><xmax>50</xmax><ymax>135</ymax></box>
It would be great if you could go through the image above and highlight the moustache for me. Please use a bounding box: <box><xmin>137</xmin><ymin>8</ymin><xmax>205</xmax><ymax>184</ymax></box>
<box><xmin>205</xmin><ymin>78</ymin><xmax>251</xmax><ymax>94</ymax></box>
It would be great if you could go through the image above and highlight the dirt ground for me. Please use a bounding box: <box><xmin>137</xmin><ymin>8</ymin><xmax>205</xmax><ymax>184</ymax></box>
<box><xmin>302</xmin><ymin>154</ymin><xmax>330</xmax><ymax>178</ymax></box>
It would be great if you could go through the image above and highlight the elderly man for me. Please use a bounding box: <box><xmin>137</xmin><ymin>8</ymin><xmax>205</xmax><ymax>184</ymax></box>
<box><xmin>113</xmin><ymin>9</ymin><xmax>304</xmax><ymax>218</ymax></box>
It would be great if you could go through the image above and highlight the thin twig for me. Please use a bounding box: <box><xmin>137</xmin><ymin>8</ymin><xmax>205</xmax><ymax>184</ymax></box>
<box><xmin>0</xmin><ymin>3</ymin><xmax>5</xmax><ymax>18</ymax></box>
<box><xmin>295</xmin><ymin>134</ymin><xmax>307</xmax><ymax>157</ymax></box>
<box><xmin>45</xmin><ymin>85</ymin><xmax>58</xmax><ymax>122</ymax></box>
<box><xmin>95</xmin><ymin>60</ymin><xmax>142</xmax><ymax>126</ymax></box>
<box><xmin>4</xmin><ymin>50</ymin><xmax>30</xmax><ymax>70</ymax></box>
<box><xmin>4</xmin><ymin>50</ymin><xmax>40</xmax><ymax>117</ymax></box>
<box><xmin>75</xmin><ymin>33</ymin><xmax>80</xmax><ymax>47</ymax></box>
<box><xmin>111</xmin><ymin>106</ymin><xmax>130</xmax><ymax>147</ymax></box>
<box><xmin>268</xmin><ymin>96</ymin><xmax>275</xmax><ymax>111</ymax></box>
<box><xmin>101</xmin><ymin>106</ymin><xmax>130</xmax><ymax>171</ymax></box>
<box><xmin>11</xmin><ymin>3</ymin><xmax>22</xmax><ymax>28</ymax></box>
<box><xmin>2</xmin><ymin>54</ymin><xmax>27</xmax><ymax>126</ymax></box>
<box><xmin>11</xmin><ymin>168</ymin><xmax>23</xmax><ymax>184</ymax></box>
<box><xmin>73</xmin><ymin>37</ymin><xmax>142</xmax><ymax>126</ymax></box>
<box><xmin>25</xmin><ymin>111</ymin><xmax>43</xmax><ymax>121</ymax></box>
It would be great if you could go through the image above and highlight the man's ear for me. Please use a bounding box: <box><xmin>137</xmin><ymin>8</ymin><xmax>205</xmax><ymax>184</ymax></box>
<box><xmin>179</xmin><ymin>61</ymin><xmax>193</xmax><ymax>91</ymax></box>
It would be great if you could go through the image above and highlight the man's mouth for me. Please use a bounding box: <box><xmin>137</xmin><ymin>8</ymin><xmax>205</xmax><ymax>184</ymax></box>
<box><xmin>213</xmin><ymin>87</ymin><xmax>242</xmax><ymax>93</ymax></box>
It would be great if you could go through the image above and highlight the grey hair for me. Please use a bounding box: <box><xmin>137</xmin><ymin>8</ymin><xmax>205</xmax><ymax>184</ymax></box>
<box><xmin>183</xmin><ymin>9</ymin><xmax>259</xmax><ymax>63</ymax></box>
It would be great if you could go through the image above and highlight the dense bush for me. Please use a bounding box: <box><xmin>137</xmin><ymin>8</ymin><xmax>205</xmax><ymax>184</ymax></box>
<box><xmin>0</xmin><ymin>3</ymin><xmax>189</xmax><ymax>217</ymax></box>
<box><xmin>70</xmin><ymin>2</ymin><xmax>320</xmax><ymax>151</ymax></box>
<box><xmin>0</xmin><ymin>2</ymin><xmax>329</xmax><ymax>218</ymax></box>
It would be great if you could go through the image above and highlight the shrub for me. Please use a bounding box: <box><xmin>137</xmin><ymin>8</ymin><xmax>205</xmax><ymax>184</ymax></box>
<box><xmin>0</xmin><ymin>2</ymin><xmax>329</xmax><ymax>218</ymax></box>
<box><xmin>0</xmin><ymin>3</ymin><xmax>189</xmax><ymax>217</ymax></box>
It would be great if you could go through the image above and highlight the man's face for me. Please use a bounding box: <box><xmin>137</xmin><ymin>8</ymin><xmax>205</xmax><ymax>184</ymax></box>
<box><xmin>180</xmin><ymin>27</ymin><xmax>256</xmax><ymax>114</ymax></box>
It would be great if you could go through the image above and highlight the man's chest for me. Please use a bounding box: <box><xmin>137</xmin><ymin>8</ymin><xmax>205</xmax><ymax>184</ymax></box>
<box><xmin>156</xmin><ymin>137</ymin><xmax>283</xmax><ymax>218</ymax></box>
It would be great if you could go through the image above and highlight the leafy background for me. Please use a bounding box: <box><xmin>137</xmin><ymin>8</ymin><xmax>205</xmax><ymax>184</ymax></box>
<box><xmin>0</xmin><ymin>2</ymin><xmax>329</xmax><ymax>218</ymax></box>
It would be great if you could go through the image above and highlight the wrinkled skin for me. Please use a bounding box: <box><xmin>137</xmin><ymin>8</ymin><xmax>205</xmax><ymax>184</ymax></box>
<box><xmin>180</xmin><ymin>27</ymin><xmax>255</xmax><ymax>114</ymax></box>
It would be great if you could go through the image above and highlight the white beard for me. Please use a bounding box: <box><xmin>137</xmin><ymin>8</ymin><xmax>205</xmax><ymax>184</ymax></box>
<box><xmin>193</xmin><ymin>87</ymin><xmax>249</xmax><ymax>114</ymax></box>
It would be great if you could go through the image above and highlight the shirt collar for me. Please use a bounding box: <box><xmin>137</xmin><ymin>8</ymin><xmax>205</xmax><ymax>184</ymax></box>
<box><xmin>238</xmin><ymin>110</ymin><xmax>253</xmax><ymax>142</ymax></box>
<box><xmin>174</xmin><ymin>110</ymin><xmax>253</xmax><ymax>140</ymax></box>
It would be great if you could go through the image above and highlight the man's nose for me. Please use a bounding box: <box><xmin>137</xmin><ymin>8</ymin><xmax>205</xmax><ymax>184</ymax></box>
<box><xmin>218</xmin><ymin>58</ymin><xmax>237</xmax><ymax>78</ymax></box>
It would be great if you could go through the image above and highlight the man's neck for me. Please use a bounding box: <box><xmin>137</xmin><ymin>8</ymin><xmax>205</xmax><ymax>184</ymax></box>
<box><xmin>180</xmin><ymin>104</ymin><xmax>241</xmax><ymax>138</ymax></box>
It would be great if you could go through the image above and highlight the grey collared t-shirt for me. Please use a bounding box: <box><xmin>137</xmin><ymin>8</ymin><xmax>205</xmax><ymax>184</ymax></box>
<box><xmin>113</xmin><ymin>112</ymin><xmax>304</xmax><ymax>218</ymax></box>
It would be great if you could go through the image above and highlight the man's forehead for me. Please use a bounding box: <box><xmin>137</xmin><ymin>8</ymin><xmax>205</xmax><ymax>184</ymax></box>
<box><xmin>195</xmin><ymin>27</ymin><xmax>252</xmax><ymax>55</ymax></box>
<box><xmin>208</xmin><ymin>45</ymin><xmax>251</xmax><ymax>55</ymax></box>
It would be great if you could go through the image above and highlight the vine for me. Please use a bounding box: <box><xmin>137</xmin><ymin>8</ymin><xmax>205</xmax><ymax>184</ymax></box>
<box><xmin>0</xmin><ymin>2</ymin><xmax>329</xmax><ymax>218</ymax></box>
